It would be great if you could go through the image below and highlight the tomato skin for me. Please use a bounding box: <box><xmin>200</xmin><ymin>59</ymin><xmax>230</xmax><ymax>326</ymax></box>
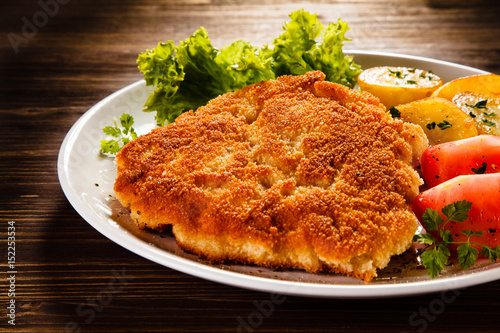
<box><xmin>420</xmin><ymin>135</ymin><xmax>500</xmax><ymax>188</ymax></box>
<box><xmin>412</xmin><ymin>173</ymin><xmax>500</xmax><ymax>252</ymax></box>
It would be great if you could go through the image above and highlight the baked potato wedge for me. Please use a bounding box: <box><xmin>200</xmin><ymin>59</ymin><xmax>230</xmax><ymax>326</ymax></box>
<box><xmin>453</xmin><ymin>92</ymin><xmax>500</xmax><ymax>136</ymax></box>
<box><xmin>358</xmin><ymin>66</ymin><xmax>443</xmax><ymax>108</ymax></box>
<box><xmin>432</xmin><ymin>73</ymin><xmax>500</xmax><ymax>101</ymax></box>
<box><xmin>395</xmin><ymin>97</ymin><xmax>478</xmax><ymax>145</ymax></box>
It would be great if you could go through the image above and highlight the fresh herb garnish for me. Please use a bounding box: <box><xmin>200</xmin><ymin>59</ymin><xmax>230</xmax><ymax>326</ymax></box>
<box><xmin>413</xmin><ymin>200</ymin><xmax>500</xmax><ymax>278</ymax></box>
<box><xmin>406</xmin><ymin>80</ymin><xmax>417</xmax><ymax>85</ymax></box>
<box><xmin>426</xmin><ymin>120</ymin><xmax>452</xmax><ymax>130</ymax></box>
<box><xmin>468</xmin><ymin>112</ymin><xmax>477</xmax><ymax>118</ymax></box>
<box><xmin>100</xmin><ymin>113</ymin><xmax>138</xmax><ymax>155</ymax></box>
<box><xmin>471</xmin><ymin>162</ymin><xmax>487</xmax><ymax>174</ymax></box>
<box><xmin>466</xmin><ymin>99</ymin><xmax>488</xmax><ymax>109</ymax></box>
<box><xmin>482</xmin><ymin>119</ymin><xmax>496</xmax><ymax>127</ymax></box>
<box><xmin>483</xmin><ymin>111</ymin><xmax>497</xmax><ymax>117</ymax></box>
<box><xmin>389</xmin><ymin>106</ymin><xmax>401</xmax><ymax>118</ymax></box>
<box><xmin>388</xmin><ymin>68</ymin><xmax>405</xmax><ymax>79</ymax></box>
<box><xmin>437</xmin><ymin>120</ymin><xmax>452</xmax><ymax>130</ymax></box>
<box><xmin>419</xmin><ymin>70</ymin><xmax>435</xmax><ymax>80</ymax></box>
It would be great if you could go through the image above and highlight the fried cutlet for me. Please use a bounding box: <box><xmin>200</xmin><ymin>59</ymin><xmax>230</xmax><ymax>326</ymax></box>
<box><xmin>114</xmin><ymin>71</ymin><xmax>428</xmax><ymax>282</ymax></box>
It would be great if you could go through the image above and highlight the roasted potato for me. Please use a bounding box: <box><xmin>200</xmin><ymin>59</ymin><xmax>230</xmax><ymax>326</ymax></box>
<box><xmin>432</xmin><ymin>73</ymin><xmax>500</xmax><ymax>101</ymax></box>
<box><xmin>395</xmin><ymin>97</ymin><xmax>478</xmax><ymax>145</ymax></box>
<box><xmin>453</xmin><ymin>92</ymin><xmax>500</xmax><ymax>136</ymax></box>
<box><xmin>358</xmin><ymin>66</ymin><xmax>443</xmax><ymax>108</ymax></box>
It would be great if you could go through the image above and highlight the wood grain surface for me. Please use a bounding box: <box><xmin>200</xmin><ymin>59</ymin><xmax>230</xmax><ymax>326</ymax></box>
<box><xmin>1</xmin><ymin>0</ymin><xmax>500</xmax><ymax>332</ymax></box>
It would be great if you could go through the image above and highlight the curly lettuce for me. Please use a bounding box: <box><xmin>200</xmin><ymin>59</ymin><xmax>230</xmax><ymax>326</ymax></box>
<box><xmin>137</xmin><ymin>9</ymin><xmax>361</xmax><ymax>126</ymax></box>
<box><xmin>137</xmin><ymin>29</ymin><xmax>274</xmax><ymax>126</ymax></box>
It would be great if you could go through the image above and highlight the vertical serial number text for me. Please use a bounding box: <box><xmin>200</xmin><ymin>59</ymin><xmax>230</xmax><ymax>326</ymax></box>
<box><xmin>7</xmin><ymin>220</ymin><xmax>16</xmax><ymax>326</ymax></box>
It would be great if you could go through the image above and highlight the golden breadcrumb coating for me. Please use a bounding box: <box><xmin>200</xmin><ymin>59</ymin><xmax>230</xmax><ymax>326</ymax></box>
<box><xmin>114</xmin><ymin>71</ymin><xmax>428</xmax><ymax>281</ymax></box>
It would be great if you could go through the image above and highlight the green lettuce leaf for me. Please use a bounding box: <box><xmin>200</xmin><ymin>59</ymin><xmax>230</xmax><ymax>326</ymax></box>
<box><xmin>304</xmin><ymin>18</ymin><xmax>362</xmax><ymax>87</ymax></box>
<box><xmin>138</xmin><ymin>28</ymin><xmax>275</xmax><ymax>126</ymax></box>
<box><xmin>270</xmin><ymin>9</ymin><xmax>324</xmax><ymax>77</ymax></box>
<box><xmin>137</xmin><ymin>9</ymin><xmax>361</xmax><ymax>126</ymax></box>
<box><xmin>271</xmin><ymin>10</ymin><xmax>361</xmax><ymax>87</ymax></box>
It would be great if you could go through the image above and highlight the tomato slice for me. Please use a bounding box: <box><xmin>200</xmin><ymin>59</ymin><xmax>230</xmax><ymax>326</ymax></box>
<box><xmin>412</xmin><ymin>173</ymin><xmax>500</xmax><ymax>252</ymax></box>
<box><xmin>420</xmin><ymin>135</ymin><xmax>500</xmax><ymax>188</ymax></box>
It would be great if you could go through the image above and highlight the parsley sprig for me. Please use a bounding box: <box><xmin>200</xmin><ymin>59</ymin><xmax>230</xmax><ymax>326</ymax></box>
<box><xmin>465</xmin><ymin>99</ymin><xmax>488</xmax><ymax>109</ymax></box>
<box><xmin>482</xmin><ymin>119</ymin><xmax>497</xmax><ymax>127</ymax></box>
<box><xmin>437</xmin><ymin>120</ymin><xmax>452</xmax><ymax>130</ymax></box>
<box><xmin>100</xmin><ymin>113</ymin><xmax>138</xmax><ymax>155</ymax></box>
<box><xmin>389</xmin><ymin>106</ymin><xmax>401</xmax><ymax>118</ymax></box>
<box><xmin>388</xmin><ymin>68</ymin><xmax>406</xmax><ymax>79</ymax></box>
<box><xmin>426</xmin><ymin>120</ymin><xmax>453</xmax><ymax>130</ymax></box>
<box><xmin>413</xmin><ymin>200</ymin><xmax>500</xmax><ymax>278</ymax></box>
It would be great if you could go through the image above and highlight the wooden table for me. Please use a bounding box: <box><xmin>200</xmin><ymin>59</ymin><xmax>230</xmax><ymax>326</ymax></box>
<box><xmin>2</xmin><ymin>0</ymin><xmax>499</xmax><ymax>332</ymax></box>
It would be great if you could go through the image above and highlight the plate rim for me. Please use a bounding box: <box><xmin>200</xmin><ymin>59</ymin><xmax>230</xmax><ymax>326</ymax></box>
<box><xmin>346</xmin><ymin>49</ymin><xmax>490</xmax><ymax>74</ymax></box>
<box><xmin>57</xmin><ymin>50</ymin><xmax>498</xmax><ymax>298</ymax></box>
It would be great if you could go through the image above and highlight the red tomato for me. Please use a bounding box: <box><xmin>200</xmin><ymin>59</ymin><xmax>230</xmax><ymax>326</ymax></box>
<box><xmin>420</xmin><ymin>135</ymin><xmax>500</xmax><ymax>188</ymax></box>
<box><xmin>412</xmin><ymin>173</ymin><xmax>500</xmax><ymax>252</ymax></box>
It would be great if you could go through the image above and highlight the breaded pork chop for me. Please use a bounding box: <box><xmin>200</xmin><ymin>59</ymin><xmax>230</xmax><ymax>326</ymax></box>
<box><xmin>114</xmin><ymin>71</ymin><xmax>428</xmax><ymax>281</ymax></box>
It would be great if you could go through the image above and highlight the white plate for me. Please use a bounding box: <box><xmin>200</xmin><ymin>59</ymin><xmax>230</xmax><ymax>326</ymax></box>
<box><xmin>58</xmin><ymin>51</ymin><xmax>500</xmax><ymax>298</ymax></box>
